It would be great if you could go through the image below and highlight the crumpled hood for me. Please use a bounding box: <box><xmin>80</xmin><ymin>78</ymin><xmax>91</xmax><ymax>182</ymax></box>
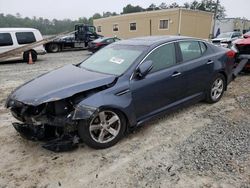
<box><xmin>234</xmin><ymin>37</ymin><xmax>250</xmax><ymax>45</ymax></box>
<box><xmin>9</xmin><ymin>64</ymin><xmax>116</xmax><ymax>106</ymax></box>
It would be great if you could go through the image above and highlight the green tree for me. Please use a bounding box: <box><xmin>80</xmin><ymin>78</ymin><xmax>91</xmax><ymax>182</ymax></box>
<box><xmin>147</xmin><ymin>3</ymin><xmax>157</xmax><ymax>11</ymax></box>
<box><xmin>169</xmin><ymin>2</ymin><xmax>179</xmax><ymax>8</ymax></box>
<box><xmin>122</xmin><ymin>4</ymin><xmax>144</xmax><ymax>14</ymax></box>
<box><xmin>103</xmin><ymin>12</ymin><xmax>113</xmax><ymax>17</ymax></box>
<box><xmin>186</xmin><ymin>0</ymin><xmax>226</xmax><ymax>18</ymax></box>
<box><xmin>159</xmin><ymin>2</ymin><xmax>168</xmax><ymax>9</ymax></box>
<box><xmin>183</xmin><ymin>2</ymin><xmax>190</xmax><ymax>8</ymax></box>
<box><xmin>92</xmin><ymin>13</ymin><xmax>102</xmax><ymax>19</ymax></box>
<box><xmin>190</xmin><ymin>1</ymin><xmax>200</xmax><ymax>9</ymax></box>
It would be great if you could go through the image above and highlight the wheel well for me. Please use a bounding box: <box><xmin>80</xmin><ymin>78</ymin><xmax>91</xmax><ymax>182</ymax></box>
<box><xmin>30</xmin><ymin>49</ymin><xmax>37</xmax><ymax>55</ymax></box>
<box><xmin>23</xmin><ymin>49</ymin><xmax>37</xmax><ymax>56</ymax></box>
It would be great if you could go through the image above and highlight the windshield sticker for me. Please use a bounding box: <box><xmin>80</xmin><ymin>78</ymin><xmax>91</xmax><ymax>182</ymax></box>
<box><xmin>110</xmin><ymin>57</ymin><xmax>124</xmax><ymax>64</ymax></box>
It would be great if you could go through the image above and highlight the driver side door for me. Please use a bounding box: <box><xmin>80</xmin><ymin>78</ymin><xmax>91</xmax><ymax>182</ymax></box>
<box><xmin>130</xmin><ymin>42</ymin><xmax>187</xmax><ymax>121</ymax></box>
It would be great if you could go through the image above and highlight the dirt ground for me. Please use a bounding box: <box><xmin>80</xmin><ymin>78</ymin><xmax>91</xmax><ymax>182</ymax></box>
<box><xmin>0</xmin><ymin>51</ymin><xmax>249</xmax><ymax>188</ymax></box>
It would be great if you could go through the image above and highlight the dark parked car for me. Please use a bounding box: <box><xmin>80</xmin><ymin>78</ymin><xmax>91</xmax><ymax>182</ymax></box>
<box><xmin>88</xmin><ymin>37</ymin><xmax>120</xmax><ymax>52</ymax></box>
<box><xmin>6</xmin><ymin>36</ymin><xmax>236</xmax><ymax>150</ymax></box>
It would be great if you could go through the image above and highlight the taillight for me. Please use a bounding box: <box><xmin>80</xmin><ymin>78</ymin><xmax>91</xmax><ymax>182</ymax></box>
<box><xmin>226</xmin><ymin>50</ymin><xmax>236</xmax><ymax>59</ymax></box>
<box><xmin>95</xmin><ymin>42</ymin><xmax>103</xmax><ymax>47</ymax></box>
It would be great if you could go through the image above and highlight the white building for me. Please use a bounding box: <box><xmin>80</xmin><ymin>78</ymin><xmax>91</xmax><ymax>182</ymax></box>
<box><xmin>214</xmin><ymin>18</ymin><xmax>250</xmax><ymax>37</ymax></box>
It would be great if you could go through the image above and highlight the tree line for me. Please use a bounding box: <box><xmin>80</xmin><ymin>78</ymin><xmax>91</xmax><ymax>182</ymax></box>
<box><xmin>0</xmin><ymin>0</ymin><xmax>226</xmax><ymax>35</ymax></box>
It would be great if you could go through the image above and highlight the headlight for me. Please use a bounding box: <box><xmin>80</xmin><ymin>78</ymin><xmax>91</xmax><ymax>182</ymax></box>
<box><xmin>72</xmin><ymin>105</ymin><xmax>98</xmax><ymax>120</ymax></box>
<box><xmin>5</xmin><ymin>98</ymin><xmax>23</xmax><ymax>108</ymax></box>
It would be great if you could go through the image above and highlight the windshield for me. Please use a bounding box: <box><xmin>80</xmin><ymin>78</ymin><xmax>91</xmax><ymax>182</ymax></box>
<box><xmin>80</xmin><ymin>44</ymin><xmax>146</xmax><ymax>75</ymax></box>
<box><xmin>217</xmin><ymin>33</ymin><xmax>232</xmax><ymax>38</ymax></box>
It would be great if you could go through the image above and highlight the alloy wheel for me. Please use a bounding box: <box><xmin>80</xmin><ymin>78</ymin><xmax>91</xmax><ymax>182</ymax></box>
<box><xmin>89</xmin><ymin>111</ymin><xmax>121</xmax><ymax>144</ymax></box>
<box><xmin>211</xmin><ymin>78</ymin><xmax>224</xmax><ymax>101</ymax></box>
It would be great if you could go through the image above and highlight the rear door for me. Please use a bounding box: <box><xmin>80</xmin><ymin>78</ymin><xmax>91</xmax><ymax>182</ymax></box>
<box><xmin>130</xmin><ymin>42</ymin><xmax>187</xmax><ymax>120</ymax></box>
<box><xmin>177</xmin><ymin>40</ymin><xmax>214</xmax><ymax>97</ymax></box>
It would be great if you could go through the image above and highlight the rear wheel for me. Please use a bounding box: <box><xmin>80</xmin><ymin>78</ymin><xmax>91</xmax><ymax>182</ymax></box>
<box><xmin>78</xmin><ymin>109</ymin><xmax>126</xmax><ymax>149</ymax></box>
<box><xmin>23</xmin><ymin>50</ymin><xmax>37</xmax><ymax>63</ymax></box>
<box><xmin>48</xmin><ymin>43</ymin><xmax>60</xmax><ymax>53</ymax></box>
<box><xmin>205</xmin><ymin>73</ymin><xmax>226</xmax><ymax>103</ymax></box>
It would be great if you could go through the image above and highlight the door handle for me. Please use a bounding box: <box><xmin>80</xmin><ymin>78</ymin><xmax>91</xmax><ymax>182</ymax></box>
<box><xmin>207</xmin><ymin>60</ymin><xmax>214</xmax><ymax>65</ymax></box>
<box><xmin>172</xmin><ymin>72</ymin><xmax>181</xmax><ymax>77</ymax></box>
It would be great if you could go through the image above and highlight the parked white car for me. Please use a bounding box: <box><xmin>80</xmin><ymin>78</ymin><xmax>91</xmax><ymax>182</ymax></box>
<box><xmin>211</xmin><ymin>32</ymin><xmax>242</xmax><ymax>48</ymax></box>
<box><xmin>0</xmin><ymin>28</ymin><xmax>46</xmax><ymax>62</ymax></box>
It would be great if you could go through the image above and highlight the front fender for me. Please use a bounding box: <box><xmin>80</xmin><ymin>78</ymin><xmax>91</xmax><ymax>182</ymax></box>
<box><xmin>72</xmin><ymin>87</ymin><xmax>137</xmax><ymax>127</ymax></box>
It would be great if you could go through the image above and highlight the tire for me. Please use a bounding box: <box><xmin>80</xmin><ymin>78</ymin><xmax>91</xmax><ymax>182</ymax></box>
<box><xmin>78</xmin><ymin>109</ymin><xmax>126</xmax><ymax>149</ymax></box>
<box><xmin>48</xmin><ymin>43</ymin><xmax>60</xmax><ymax>53</ymax></box>
<box><xmin>23</xmin><ymin>50</ymin><xmax>37</xmax><ymax>63</ymax></box>
<box><xmin>205</xmin><ymin>73</ymin><xmax>226</xmax><ymax>103</ymax></box>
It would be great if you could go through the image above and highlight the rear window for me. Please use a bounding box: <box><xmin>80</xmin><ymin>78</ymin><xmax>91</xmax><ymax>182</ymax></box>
<box><xmin>179</xmin><ymin>41</ymin><xmax>202</xmax><ymax>62</ymax></box>
<box><xmin>16</xmin><ymin>32</ymin><xmax>36</xmax><ymax>45</ymax></box>
<box><xmin>0</xmin><ymin>33</ymin><xmax>13</xmax><ymax>46</ymax></box>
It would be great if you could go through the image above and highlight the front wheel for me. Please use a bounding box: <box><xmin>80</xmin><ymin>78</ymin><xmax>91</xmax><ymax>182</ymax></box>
<box><xmin>205</xmin><ymin>74</ymin><xmax>226</xmax><ymax>103</ymax></box>
<box><xmin>78</xmin><ymin>109</ymin><xmax>126</xmax><ymax>149</ymax></box>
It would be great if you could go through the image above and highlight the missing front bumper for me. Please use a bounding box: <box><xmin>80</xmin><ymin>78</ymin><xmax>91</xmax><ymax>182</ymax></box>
<box><xmin>13</xmin><ymin>122</ymin><xmax>80</xmax><ymax>152</ymax></box>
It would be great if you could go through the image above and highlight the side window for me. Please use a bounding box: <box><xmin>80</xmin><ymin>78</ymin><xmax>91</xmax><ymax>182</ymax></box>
<box><xmin>16</xmin><ymin>32</ymin><xmax>36</xmax><ymax>45</ymax></box>
<box><xmin>199</xmin><ymin>42</ymin><xmax>207</xmax><ymax>54</ymax></box>
<box><xmin>0</xmin><ymin>33</ymin><xmax>13</xmax><ymax>46</ymax></box>
<box><xmin>179</xmin><ymin>41</ymin><xmax>202</xmax><ymax>62</ymax></box>
<box><xmin>144</xmin><ymin>43</ymin><xmax>176</xmax><ymax>73</ymax></box>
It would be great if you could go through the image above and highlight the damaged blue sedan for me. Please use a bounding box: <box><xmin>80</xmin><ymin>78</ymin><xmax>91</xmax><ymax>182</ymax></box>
<box><xmin>6</xmin><ymin>36</ymin><xmax>236</xmax><ymax>151</ymax></box>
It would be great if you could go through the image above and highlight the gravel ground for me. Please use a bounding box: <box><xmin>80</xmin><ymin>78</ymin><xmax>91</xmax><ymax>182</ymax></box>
<box><xmin>0</xmin><ymin>50</ymin><xmax>249</xmax><ymax>188</ymax></box>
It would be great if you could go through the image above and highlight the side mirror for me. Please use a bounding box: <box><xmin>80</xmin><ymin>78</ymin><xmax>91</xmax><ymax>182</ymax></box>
<box><xmin>136</xmin><ymin>60</ymin><xmax>153</xmax><ymax>78</ymax></box>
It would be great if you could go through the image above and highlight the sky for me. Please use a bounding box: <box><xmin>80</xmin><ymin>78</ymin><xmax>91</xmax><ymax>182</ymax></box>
<box><xmin>0</xmin><ymin>0</ymin><xmax>250</xmax><ymax>20</ymax></box>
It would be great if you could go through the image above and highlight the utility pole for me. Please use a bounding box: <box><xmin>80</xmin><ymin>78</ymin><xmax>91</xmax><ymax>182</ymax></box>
<box><xmin>212</xmin><ymin>0</ymin><xmax>219</xmax><ymax>38</ymax></box>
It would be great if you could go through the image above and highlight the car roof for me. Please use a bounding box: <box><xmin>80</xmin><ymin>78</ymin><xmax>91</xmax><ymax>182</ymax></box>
<box><xmin>0</xmin><ymin>28</ymin><xmax>38</xmax><ymax>32</ymax></box>
<box><xmin>115</xmin><ymin>35</ymin><xmax>195</xmax><ymax>46</ymax></box>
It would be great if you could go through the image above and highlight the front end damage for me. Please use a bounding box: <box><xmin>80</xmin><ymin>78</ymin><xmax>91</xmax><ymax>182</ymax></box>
<box><xmin>232</xmin><ymin>38</ymin><xmax>250</xmax><ymax>72</ymax></box>
<box><xmin>4</xmin><ymin>63</ymin><xmax>119</xmax><ymax>151</ymax></box>
<box><xmin>6</xmin><ymin>97</ymin><xmax>97</xmax><ymax>152</ymax></box>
